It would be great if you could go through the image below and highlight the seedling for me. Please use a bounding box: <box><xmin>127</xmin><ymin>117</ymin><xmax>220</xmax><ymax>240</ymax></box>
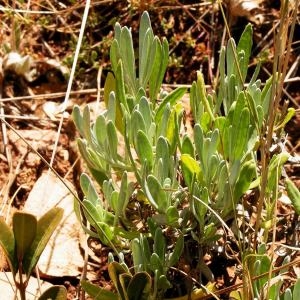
<box><xmin>0</xmin><ymin>208</ymin><xmax>66</xmax><ymax>300</ymax></box>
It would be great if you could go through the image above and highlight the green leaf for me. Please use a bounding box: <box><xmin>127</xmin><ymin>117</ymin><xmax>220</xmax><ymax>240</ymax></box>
<box><xmin>38</xmin><ymin>285</ymin><xmax>67</xmax><ymax>300</ymax></box>
<box><xmin>203</xmin><ymin>223</ymin><xmax>218</xmax><ymax>243</ymax></box>
<box><xmin>267</xmin><ymin>153</ymin><xmax>289</xmax><ymax>195</ymax></box>
<box><xmin>217</xmin><ymin>46</ymin><xmax>226</xmax><ymax>113</ymax></box>
<box><xmin>192</xmin><ymin>186</ymin><xmax>208</xmax><ymax>226</ymax></box>
<box><xmin>72</xmin><ymin>105</ymin><xmax>92</xmax><ymax>143</ymax></box>
<box><xmin>166</xmin><ymin>206</ymin><xmax>179</xmax><ymax>227</ymax></box>
<box><xmin>119</xmin><ymin>273</ymin><xmax>132</xmax><ymax>296</ymax></box>
<box><xmin>104</xmin><ymin>73</ymin><xmax>124</xmax><ymax>134</ymax></box>
<box><xmin>82</xmin><ymin>200</ymin><xmax>101</xmax><ymax>226</ymax></box>
<box><xmin>110</xmin><ymin>39</ymin><xmax>120</xmax><ymax>74</ymax></box>
<box><xmin>108</xmin><ymin>261</ymin><xmax>128</xmax><ymax>300</ymax></box>
<box><xmin>140</xmin><ymin>235</ymin><xmax>151</xmax><ymax>271</ymax></box>
<box><xmin>166</xmin><ymin>104</ymin><xmax>182</xmax><ymax>154</ymax></box>
<box><xmin>136</xmin><ymin>130</ymin><xmax>153</xmax><ymax>169</ymax></box>
<box><xmin>181</xmin><ymin>135</ymin><xmax>195</xmax><ymax>157</ymax></box>
<box><xmin>94</xmin><ymin>114</ymin><xmax>107</xmax><ymax>145</ymax></box>
<box><xmin>95</xmin><ymin>222</ymin><xmax>115</xmax><ymax>245</ymax></box>
<box><xmin>81</xmin><ymin>280</ymin><xmax>118</xmax><ymax>300</ymax></box>
<box><xmin>157</xmin><ymin>274</ymin><xmax>172</xmax><ymax>290</ymax></box>
<box><xmin>13</xmin><ymin>212</ymin><xmax>37</xmax><ymax>261</ymax></box>
<box><xmin>139</xmin><ymin>29</ymin><xmax>155</xmax><ymax>88</ymax></box>
<box><xmin>107</xmin><ymin>91</ymin><xmax>117</xmax><ymax>122</ymax></box>
<box><xmin>139</xmin><ymin>12</ymin><xmax>153</xmax><ymax>86</ymax></box>
<box><xmin>127</xmin><ymin>272</ymin><xmax>152</xmax><ymax>300</ymax></box>
<box><xmin>293</xmin><ymin>278</ymin><xmax>300</xmax><ymax>299</ymax></box>
<box><xmin>237</xmin><ymin>24</ymin><xmax>252</xmax><ymax>82</ymax></box>
<box><xmin>261</xmin><ymin>76</ymin><xmax>273</xmax><ymax>116</ymax></box>
<box><xmin>196</xmin><ymin>71</ymin><xmax>214</xmax><ymax>122</ymax></box>
<box><xmin>156</xmin><ymin>136</ymin><xmax>169</xmax><ymax>162</ymax></box>
<box><xmin>276</xmin><ymin>108</ymin><xmax>295</xmax><ymax>130</ymax></box>
<box><xmin>72</xmin><ymin>105</ymin><xmax>84</xmax><ymax>137</ymax></box>
<box><xmin>149</xmin><ymin>38</ymin><xmax>169</xmax><ymax>103</ymax></box>
<box><xmin>284</xmin><ymin>288</ymin><xmax>292</xmax><ymax>300</ymax></box>
<box><xmin>232</xmin><ymin>107</ymin><xmax>250</xmax><ymax>160</ymax></box>
<box><xmin>154</xmin><ymin>227</ymin><xmax>166</xmax><ymax>261</ymax></box>
<box><xmin>233</xmin><ymin>160</ymin><xmax>256</xmax><ymax>202</ymax></box>
<box><xmin>150</xmin><ymin>253</ymin><xmax>163</xmax><ymax>274</ymax></box>
<box><xmin>23</xmin><ymin>207</ymin><xmax>64</xmax><ymax>276</ymax></box>
<box><xmin>118</xmin><ymin>171</ymin><xmax>129</xmax><ymax>217</ymax></box>
<box><xmin>226</xmin><ymin>38</ymin><xmax>236</xmax><ymax>79</ymax></box>
<box><xmin>111</xmin><ymin>190</ymin><xmax>119</xmax><ymax>213</ymax></box>
<box><xmin>168</xmin><ymin>234</ymin><xmax>184</xmax><ymax>267</ymax></box>
<box><xmin>131</xmin><ymin>238</ymin><xmax>144</xmax><ymax>273</ymax></box>
<box><xmin>155</xmin><ymin>87</ymin><xmax>186</xmax><ymax>123</ymax></box>
<box><xmin>115</xmin><ymin>60</ymin><xmax>127</xmax><ymax>111</ymax></box>
<box><xmin>286</xmin><ymin>178</ymin><xmax>300</xmax><ymax>215</ymax></box>
<box><xmin>106</xmin><ymin>120</ymin><xmax>118</xmax><ymax>162</ymax></box>
<box><xmin>138</xmin><ymin>96</ymin><xmax>152</xmax><ymax>132</ymax></box>
<box><xmin>157</xmin><ymin>102</ymin><xmax>171</xmax><ymax>138</ymax></box>
<box><xmin>0</xmin><ymin>217</ymin><xmax>17</xmax><ymax>274</ymax></box>
<box><xmin>146</xmin><ymin>175</ymin><xmax>167</xmax><ymax>212</ymax></box>
<box><xmin>194</xmin><ymin>124</ymin><xmax>204</xmax><ymax>160</ymax></box>
<box><xmin>81</xmin><ymin>173</ymin><xmax>99</xmax><ymax>206</ymax></box>
<box><xmin>131</xmin><ymin>109</ymin><xmax>146</xmax><ymax>145</ymax></box>
<box><xmin>120</xmin><ymin>26</ymin><xmax>137</xmax><ymax>95</ymax></box>
<box><xmin>181</xmin><ymin>154</ymin><xmax>201</xmax><ymax>190</ymax></box>
<box><xmin>89</xmin><ymin>167</ymin><xmax>109</xmax><ymax>187</ymax></box>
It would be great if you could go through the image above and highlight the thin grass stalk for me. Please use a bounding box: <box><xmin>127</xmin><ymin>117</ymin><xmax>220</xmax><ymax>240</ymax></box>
<box><xmin>48</xmin><ymin>0</ymin><xmax>91</xmax><ymax>171</ymax></box>
<box><xmin>253</xmin><ymin>0</ymin><xmax>299</xmax><ymax>249</ymax></box>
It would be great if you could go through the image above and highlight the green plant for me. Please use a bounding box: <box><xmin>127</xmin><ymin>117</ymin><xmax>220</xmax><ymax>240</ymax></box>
<box><xmin>73</xmin><ymin>11</ymin><xmax>186</xmax><ymax>253</ymax></box>
<box><xmin>73</xmin><ymin>7</ymin><xmax>298</xmax><ymax>300</ymax></box>
<box><xmin>81</xmin><ymin>261</ymin><xmax>151</xmax><ymax>300</ymax></box>
<box><xmin>81</xmin><ymin>260</ymin><xmax>216</xmax><ymax>300</ymax></box>
<box><xmin>0</xmin><ymin>208</ymin><xmax>66</xmax><ymax>300</ymax></box>
<box><xmin>73</xmin><ymin>11</ymin><xmax>190</xmax><ymax>298</ymax></box>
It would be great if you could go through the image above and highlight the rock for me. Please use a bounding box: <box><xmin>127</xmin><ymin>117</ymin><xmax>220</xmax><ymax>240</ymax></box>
<box><xmin>0</xmin><ymin>272</ymin><xmax>52</xmax><ymax>300</ymax></box>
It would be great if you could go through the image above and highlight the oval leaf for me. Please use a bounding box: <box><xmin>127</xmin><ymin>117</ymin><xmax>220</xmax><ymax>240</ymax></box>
<box><xmin>38</xmin><ymin>285</ymin><xmax>67</xmax><ymax>300</ymax></box>
<box><xmin>81</xmin><ymin>280</ymin><xmax>118</xmax><ymax>300</ymax></box>
<box><xmin>13</xmin><ymin>212</ymin><xmax>37</xmax><ymax>260</ymax></box>
<box><xmin>127</xmin><ymin>272</ymin><xmax>152</xmax><ymax>300</ymax></box>
<box><xmin>135</xmin><ymin>130</ymin><xmax>153</xmax><ymax>169</ymax></box>
<box><xmin>23</xmin><ymin>207</ymin><xmax>64</xmax><ymax>276</ymax></box>
<box><xmin>181</xmin><ymin>154</ymin><xmax>202</xmax><ymax>190</ymax></box>
<box><xmin>0</xmin><ymin>217</ymin><xmax>17</xmax><ymax>274</ymax></box>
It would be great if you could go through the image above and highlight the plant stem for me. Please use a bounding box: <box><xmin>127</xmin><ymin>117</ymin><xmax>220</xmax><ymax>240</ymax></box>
<box><xmin>17</xmin><ymin>263</ymin><xmax>27</xmax><ymax>300</ymax></box>
<box><xmin>253</xmin><ymin>0</ymin><xmax>298</xmax><ymax>249</ymax></box>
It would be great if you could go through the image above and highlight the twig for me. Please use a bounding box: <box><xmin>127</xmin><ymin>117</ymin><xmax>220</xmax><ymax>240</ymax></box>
<box><xmin>0</xmin><ymin>88</ymin><xmax>100</xmax><ymax>102</ymax></box>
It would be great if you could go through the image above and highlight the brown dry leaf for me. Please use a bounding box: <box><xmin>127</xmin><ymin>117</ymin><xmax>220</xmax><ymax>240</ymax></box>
<box><xmin>24</xmin><ymin>172</ymin><xmax>85</xmax><ymax>277</ymax></box>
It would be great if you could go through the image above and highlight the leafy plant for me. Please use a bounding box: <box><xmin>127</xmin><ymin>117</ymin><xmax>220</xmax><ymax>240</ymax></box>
<box><xmin>73</xmin><ymin>8</ymin><xmax>297</xmax><ymax>300</ymax></box>
<box><xmin>0</xmin><ymin>208</ymin><xmax>66</xmax><ymax>300</ymax></box>
<box><xmin>81</xmin><ymin>261</ymin><xmax>151</xmax><ymax>300</ymax></box>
